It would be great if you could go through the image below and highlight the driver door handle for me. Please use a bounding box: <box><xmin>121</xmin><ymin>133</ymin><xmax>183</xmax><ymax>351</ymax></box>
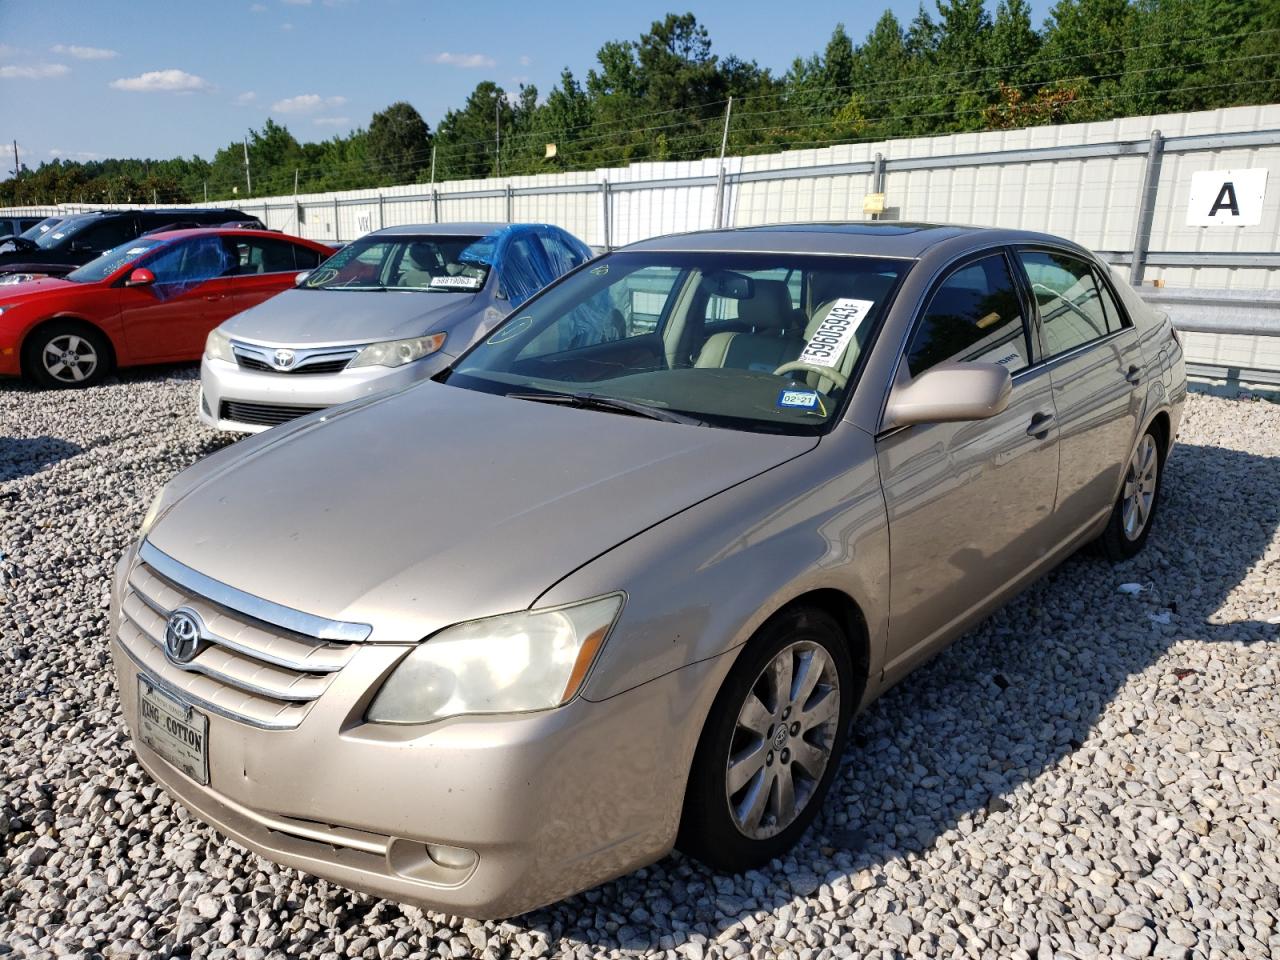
<box><xmin>1125</xmin><ymin>364</ymin><xmax>1142</xmax><ymax>385</ymax></box>
<box><xmin>1027</xmin><ymin>412</ymin><xmax>1056</xmax><ymax>439</ymax></box>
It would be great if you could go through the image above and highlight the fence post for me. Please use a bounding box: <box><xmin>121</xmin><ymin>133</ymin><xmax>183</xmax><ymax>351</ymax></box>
<box><xmin>332</xmin><ymin>196</ymin><xmax>340</xmax><ymax>242</ymax></box>
<box><xmin>871</xmin><ymin>152</ymin><xmax>886</xmax><ymax>221</ymax></box>
<box><xmin>1129</xmin><ymin>129</ymin><xmax>1164</xmax><ymax>287</ymax></box>
<box><xmin>378</xmin><ymin>193</ymin><xmax>385</xmax><ymax>230</ymax></box>
<box><xmin>505</xmin><ymin>184</ymin><xmax>514</xmax><ymax>222</ymax></box>
<box><xmin>713</xmin><ymin>167</ymin><xmax>726</xmax><ymax>229</ymax></box>
<box><xmin>601</xmin><ymin>180</ymin><xmax>612</xmax><ymax>251</ymax></box>
<box><xmin>432</xmin><ymin>188</ymin><xmax>440</xmax><ymax>224</ymax></box>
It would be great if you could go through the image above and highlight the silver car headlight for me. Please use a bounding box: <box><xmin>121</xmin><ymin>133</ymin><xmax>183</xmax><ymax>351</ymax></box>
<box><xmin>348</xmin><ymin>333</ymin><xmax>446</xmax><ymax>369</ymax></box>
<box><xmin>366</xmin><ymin>594</ymin><xmax>624</xmax><ymax>724</ymax></box>
<box><xmin>205</xmin><ymin>328</ymin><xmax>235</xmax><ymax>363</ymax></box>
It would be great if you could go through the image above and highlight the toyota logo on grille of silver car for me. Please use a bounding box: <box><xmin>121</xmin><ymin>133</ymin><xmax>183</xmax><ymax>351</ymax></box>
<box><xmin>272</xmin><ymin>348</ymin><xmax>296</xmax><ymax>370</ymax></box>
<box><xmin>164</xmin><ymin>608</ymin><xmax>204</xmax><ymax>664</ymax></box>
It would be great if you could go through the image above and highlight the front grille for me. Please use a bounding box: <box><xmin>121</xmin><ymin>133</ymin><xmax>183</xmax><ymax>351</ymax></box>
<box><xmin>117</xmin><ymin>560</ymin><xmax>358</xmax><ymax>729</ymax></box>
<box><xmin>219</xmin><ymin>400</ymin><xmax>324</xmax><ymax>427</ymax></box>
<box><xmin>236</xmin><ymin>354</ymin><xmax>352</xmax><ymax>375</ymax></box>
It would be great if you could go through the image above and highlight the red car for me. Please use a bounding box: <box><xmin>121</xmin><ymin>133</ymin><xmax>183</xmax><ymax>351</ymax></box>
<box><xmin>0</xmin><ymin>228</ymin><xmax>334</xmax><ymax>388</ymax></box>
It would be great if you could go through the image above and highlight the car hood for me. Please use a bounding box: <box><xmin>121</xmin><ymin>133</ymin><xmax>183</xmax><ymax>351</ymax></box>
<box><xmin>146</xmin><ymin>381</ymin><xmax>816</xmax><ymax>643</ymax></box>
<box><xmin>0</xmin><ymin>275</ymin><xmax>80</xmax><ymax>296</ymax></box>
<box><xmin>220</xmin><ymin>287</ymin><xmax>483</xmax><ymax>346</ymax></box>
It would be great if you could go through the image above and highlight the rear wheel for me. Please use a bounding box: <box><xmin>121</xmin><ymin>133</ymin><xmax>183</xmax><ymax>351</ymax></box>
<box><xmin>1100</xmin><ymin>429</ymin><xmax>1162</xmax><ymax>561</ymax></box>
<box><xmin>678</xmin><ymin>605</ymin><xmax>853</xmax><ymax>872</ymax></box>
<box><xmin>24</xmin><ymin>321</ymin><xmax>111</xmax><ymax>388</ymax></box>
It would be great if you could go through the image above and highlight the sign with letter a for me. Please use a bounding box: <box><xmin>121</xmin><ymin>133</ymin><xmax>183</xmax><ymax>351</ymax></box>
<box><xmin>1185</xmin><ymin>169</ymin><xmax>1267</xmax><ymax>226</ymax></box>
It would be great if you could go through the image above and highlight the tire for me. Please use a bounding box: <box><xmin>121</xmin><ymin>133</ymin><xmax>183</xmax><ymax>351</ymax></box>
<box><xmin>678</xmin><ymin>605</ymin><xmax>854</xmax><ymax>872</ymax></box>
<box><xmin>24</xmin><ymin>321</ymin><xmax>112</xmax><ymax>389</ymax></box>
<box><xmin>1099</xmin><ymin>428</ymin><xmax>1163</xmax><ymax>561</ymax></box>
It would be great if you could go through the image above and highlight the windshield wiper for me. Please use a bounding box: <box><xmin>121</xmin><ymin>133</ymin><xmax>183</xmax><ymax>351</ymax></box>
<box><xmin>506</xmin><ymin>391</ymin><xmax>707</xmax><ymax>426</ymax></box>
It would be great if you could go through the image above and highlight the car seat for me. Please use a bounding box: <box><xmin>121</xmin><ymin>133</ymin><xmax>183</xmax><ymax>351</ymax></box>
<box><xmin>694</xmin><ymin>279</ymin><xmax>805</xmax><ymax>373</ymax></box>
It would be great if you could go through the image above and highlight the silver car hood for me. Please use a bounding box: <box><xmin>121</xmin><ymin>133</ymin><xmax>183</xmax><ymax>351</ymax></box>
<box><xmin>221</xmin><ymin>287</ymin><xmax>480</xmax><ymax>346</ymax></box>
<box><xmin>147</xmin><ymin>382</ymin><xmax>817</xmax><ymax>642</ymax></box>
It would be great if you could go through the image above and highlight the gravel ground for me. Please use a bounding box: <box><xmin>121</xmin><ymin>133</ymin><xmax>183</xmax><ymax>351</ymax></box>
<box><xmin>0</xmin><ymin>368</ymin><xmax>1277</xmax><ymax>960</ymax></box>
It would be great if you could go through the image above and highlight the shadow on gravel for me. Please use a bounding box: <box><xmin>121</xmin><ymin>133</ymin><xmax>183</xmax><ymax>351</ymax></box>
<box><xmin>500</xmin><ymin>438</ymin><xmax>1280</xmax><ymax>950</ymax></box>
<box><xmin>0</xmin><ymin>435</ymin><xmax>84</xmax><ymax>482</ymax></box>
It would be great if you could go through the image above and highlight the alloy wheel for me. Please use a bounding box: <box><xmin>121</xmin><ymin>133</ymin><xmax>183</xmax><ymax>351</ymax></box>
<box><xmin>1122</xmin><ymin>433</ymin><xmax>1159</xmax><ymax>541</ymax></box>
<box><xmin>725</xmin><ymin>640</ymin><xmax>841</xmax><ymax>839</ymax></box>
<box><xmin>42</xmin><ymin>334</ymin><xmax>99</xmax><ymax>384</ymax></box>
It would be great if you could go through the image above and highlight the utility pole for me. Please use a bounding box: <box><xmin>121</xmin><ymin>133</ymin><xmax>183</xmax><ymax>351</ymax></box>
<box><xmin>243</xmin><ymin>136</ymin><xmax>252</xmax><ymax>197</ymax></box>
<box><xmin>495</xmin><ymin>99</ymin><xmax>501</xmax><ymax>178</ymax></box>
<box><xmin>713</xmin><ymin>97</ymin><xmax>734</xmax><ymax>229</ymax></box>
<box><xmin>203</xmin><ymin>181</ymin><xmax>208</xmax><ymax>203</ymax></box>
<box><xmin>10</xmin><ymin>139</ymin><xmax>18</xmax><ymax>178</ymax></box>
<box><xmin>429</xmin><ymin>145</ymin><xmax>436</xmax><ymax>187</ymax></box>
<box><xmin>719</xmin><ymin>96</ymin><xmax>733</xmax><ymax>164</ymax></box>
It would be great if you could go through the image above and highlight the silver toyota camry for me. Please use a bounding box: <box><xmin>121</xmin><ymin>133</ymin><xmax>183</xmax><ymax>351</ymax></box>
<box><xmin>199</xmin><ymin>222</ymin><xmax>592</xmax><ymax>431</ymax></box>
<box><xmin>111</xmin><ymin>222</ymin><xmax>1186</xmax><ymax>918</ymax></box>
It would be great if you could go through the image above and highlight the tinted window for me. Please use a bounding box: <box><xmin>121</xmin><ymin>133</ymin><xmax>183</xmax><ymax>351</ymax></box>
<box><xmin>908</xmin><ymin>254</ymin><xmax>1029</xmax><ymax>377</ymax></box>
<box><xmin>65</xmin><ymin>239</ymin><xmax>166</xmax><ymax>283</ymax></box>
<box><xmin>1019</xmin><ymin>251</ymin><xmax>1115</xmax><ymax>356</ymax></box>
<box><xmin>223</xmin><ymin>237</ymin><xmax>309</xmax><ymax>274</ymax></box>
<box><xmin>76</xmin><ymin>217</ymin><xmax>139</xmax><ymax>252</ymax></box>
<box><xmin>143</xmin><ymin>237</ymin><xmax>234</xmax><ymax>289</ymax></box>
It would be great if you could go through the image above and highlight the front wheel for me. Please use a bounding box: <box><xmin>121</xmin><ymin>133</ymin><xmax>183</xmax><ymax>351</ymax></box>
<box><xmin>678</xmin><ymin>606</ymin><xmax>853</xmax><ymax>872</ymax></box>
<box><xmin>1099</xmin><ymin>429</ymin><xmax>1163</xmax><ymax>561</ymax></box>
<box><xmin>24</xmin><ymin>321</ymin><xmax>112</xmax><ymax>388</ymax></box>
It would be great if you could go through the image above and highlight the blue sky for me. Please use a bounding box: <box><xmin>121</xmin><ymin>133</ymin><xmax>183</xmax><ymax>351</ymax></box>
<box><xmin>1</xmin><ymin>0</ymin><xmax>1053</xmax><ymax>167</ymax></box>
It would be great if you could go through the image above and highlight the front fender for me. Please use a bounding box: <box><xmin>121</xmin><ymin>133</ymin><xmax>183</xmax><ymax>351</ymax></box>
<box><xmin>537</xmin><ymin>424</ymin><xmax>890</xmax><ymax>706</ymax></box>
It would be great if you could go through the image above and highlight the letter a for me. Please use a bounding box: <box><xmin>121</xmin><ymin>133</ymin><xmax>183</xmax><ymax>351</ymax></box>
<box><xmin>1209</xmin><ymin>182</ymin><xmax>1240</xmax><ymax>218</ymax></box>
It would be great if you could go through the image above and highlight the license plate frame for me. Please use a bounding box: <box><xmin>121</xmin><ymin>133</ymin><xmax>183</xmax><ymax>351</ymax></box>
<box><xmin>137</xmin><ymin>675</ymin><xmax>210</xmax><ymax>786</ymax></box>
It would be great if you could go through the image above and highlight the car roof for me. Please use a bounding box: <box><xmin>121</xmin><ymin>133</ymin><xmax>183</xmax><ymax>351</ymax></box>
<box><xmin>142</xmin><ymin>227</ymin><xmax>324</xmax><ymax>245</ymax></box>
<box><xmin>620</xmin><ymin>222</ymin><xmax>1088</xmax><ymax>259</ymax></box>
<box><xmin>367</xmin><ymin>222</ymin><xmax>573</xmax><ymax>238</ymax></box>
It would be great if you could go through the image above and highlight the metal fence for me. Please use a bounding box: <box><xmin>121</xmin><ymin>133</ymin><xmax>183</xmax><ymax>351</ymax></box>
<box><xmin>7</xmin><ymin>102</ymin><xmax>1280</xmax><ymax>383</ymax></box>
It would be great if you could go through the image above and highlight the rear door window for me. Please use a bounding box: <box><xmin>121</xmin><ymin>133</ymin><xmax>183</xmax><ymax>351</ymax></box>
<box><xmin>907</xmin><ymin>253</ymin><xmax>1030</xmax><ymax>376</ymax></box>
<box><xmin>1017</xmin><ymin>250</ymin><xmax>1116</xmax><ymax>356</ymax></box>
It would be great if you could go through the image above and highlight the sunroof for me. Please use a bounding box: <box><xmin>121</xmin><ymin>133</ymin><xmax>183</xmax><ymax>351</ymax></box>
<box><xmin>742</xmin><ymin>222</ymin><xmax>948</xmax><ymax>237</ymax></box>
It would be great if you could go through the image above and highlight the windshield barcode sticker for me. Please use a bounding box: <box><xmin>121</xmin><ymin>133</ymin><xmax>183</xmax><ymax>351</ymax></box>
<box><xmin>429</xmin><ymin>275</ymin><xmax>482</xmax><ymax>289</ymax></box>
<box><xmin>798</xmin><ymin>298</ymin><xmax>876</xmax><ymax>369</ymax></box>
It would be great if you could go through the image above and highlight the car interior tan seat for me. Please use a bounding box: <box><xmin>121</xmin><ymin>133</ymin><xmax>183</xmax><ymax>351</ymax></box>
<box><xmin>396</xmin><ymin>242</ymin><xmax>439</xmax><ymax>287</ymax></box>
<box><xmin>694</xmin><ymin>279</ymin><xmax>804</xmax><ymax>373</ymax></box>
<box><xmin>796</xmin><ymin>272</ymin><xmax>899</xmax><ymax>391</ymax></box>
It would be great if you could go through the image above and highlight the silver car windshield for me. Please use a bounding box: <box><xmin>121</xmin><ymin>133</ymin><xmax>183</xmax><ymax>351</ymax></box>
<box><xmin>303</xmin><ymin>235</ymin><xmax>488</xmax><ymax>292</ymax></box>
<box><xmin>448</xmin><ymin>251</ymin><xmax>910</xmax><ymax>435</ymax></box>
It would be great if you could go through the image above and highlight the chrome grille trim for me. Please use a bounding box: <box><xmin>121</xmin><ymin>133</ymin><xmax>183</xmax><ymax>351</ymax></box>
<box><xmin>138</xmin><ymin>541</ymin><xmax>372</xmax><ymax>642</ymax></box>
<box><xmin>232</xmin><ymin>340</ymin><xmax>362</xmax><ymax>375</ymax></box>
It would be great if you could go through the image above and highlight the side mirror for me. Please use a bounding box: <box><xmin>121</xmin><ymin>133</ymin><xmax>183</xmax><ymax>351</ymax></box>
<box><xmin>883</xmin><ymin>361</ymin><xmax>1012</xmax><ymax>430</ymax></box>
<box><xmin>295</xmin><ymin>270</ymin><xmax>311</xmax><ymax>286</ymax></box>
<box><xmin>125</xmin><ymin>267</ymin><xmax>156</xmax><ymax>287</ymax></box>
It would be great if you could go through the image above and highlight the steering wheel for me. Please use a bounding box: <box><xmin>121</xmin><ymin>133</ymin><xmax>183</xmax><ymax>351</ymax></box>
<box><xmin>1032</xmin><ymin>281</ymin><xmax>1097</xmax><ymax>326</ymax></box>
<box><xmin>772</xmin><ymin>360</ymin><xmax>848</xmax><ymax>390</ymax></box>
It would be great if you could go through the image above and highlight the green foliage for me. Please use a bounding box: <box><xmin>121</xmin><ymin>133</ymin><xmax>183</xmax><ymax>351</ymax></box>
<box><xmin>2</xmin><ymin>0</ymin><xmax>1274</xmax><ymax>205</ymax></box>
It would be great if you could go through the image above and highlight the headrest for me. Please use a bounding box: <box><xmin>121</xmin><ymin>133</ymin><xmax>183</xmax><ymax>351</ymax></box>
<box><xmin>738</xmin><ymin>279</ymin><xmax>793</xmax><ymax>332</ymax></box>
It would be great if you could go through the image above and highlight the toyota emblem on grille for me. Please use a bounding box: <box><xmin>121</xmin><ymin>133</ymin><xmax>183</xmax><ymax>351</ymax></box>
<box><xmin>164</xmin><ymin>608</ymin><xmax>204</xmax><ymax>664</ymax></box>
<box><xmin>272</xmin><ymin>348</ymin><xmax>296</xmax><ymax>370</ymax></box>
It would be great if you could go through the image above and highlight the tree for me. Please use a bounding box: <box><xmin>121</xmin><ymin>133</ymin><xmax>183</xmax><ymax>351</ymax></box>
<box><xmin>366</xmin><ymin>102</ymin><xmax>432</xmax><ymax>185</ymax></box>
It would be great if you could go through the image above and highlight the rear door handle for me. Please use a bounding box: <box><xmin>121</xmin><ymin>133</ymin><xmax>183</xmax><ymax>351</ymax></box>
<box><xmin>1125</xmin><ymin>364</ymin><xmax>1142</xmax><ymax>385</ymax></box>
<box><xmin>1027</xmin><ymin>412</ymin><xmax>1056</xmax><ymax>439</ymax></box>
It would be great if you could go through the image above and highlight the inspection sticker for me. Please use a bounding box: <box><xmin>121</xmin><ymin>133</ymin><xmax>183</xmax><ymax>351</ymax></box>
<box><xmin>777</xmin><ymin>388</ymin><xmax>821</xmax><ymax>411</ymax></box>
<box><xmin>798</xmin><ymin>297</ymin><xmax>876</xmax><ymax>369</ymax></box>
<box><xmin>429</xmin><ymin>275</ymin><xmax>482</xmax><ymax>289</ymax></box>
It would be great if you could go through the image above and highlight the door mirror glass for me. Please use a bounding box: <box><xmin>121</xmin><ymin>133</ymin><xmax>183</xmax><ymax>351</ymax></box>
<box><xmin>295</xmin><ymin>270</ymin><xmax>311</xmax><ymax>286</ymax></box>
<box><xmin>884</xmin><ymin>361</ymin><xmax>1012</xmax><ymax>429</ymax></box>
<box><xmin>125</xmin><ymin>267</ymin><xmax>156</xmax><ymax>287</ymax></box>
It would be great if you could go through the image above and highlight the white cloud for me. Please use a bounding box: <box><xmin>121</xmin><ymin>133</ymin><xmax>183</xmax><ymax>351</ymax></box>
<box><xmin>280</xmin><ymin>22</ymin><xmax>294</xmax><ymax>31</ymax></box>
<box><xmin>234</xmin><ymin>91</ymin><xmax>257</xmax><ymax>105</ymax></box>
<box><xmin>0</xmin><ymin>63</ymin><xmax>70</xmax><ymax>79</ymax></box>
<box><xmin>313</xmin><ymin>116</ymin><xmax>350</xmax><ymax>127</ymax></box>
<box><xmin>250</xmin><ymin>3</ymin><xmax>268</xmax><ymax>10</ymax></box>
<box><xmin>434</xmin><ymin>51</ymin><xmax>495</xmax><ymax>69</ymax></box>
<box><xmin>272</xmin><ymin>93</ymin><xmax>346</xmax><ymax>112</ymax></box>
<box><xmin>51</xmin><ymin>44</ymin><xmax>118</xmax><ymax>60</ymax></box>
<box><xmin>109</xmin><ymin>69</ymin><xmax>210</xmax><ymax>92</ymax></box>
<box><xmin>49</xmin><ymin>148</ymin><xmax>103</xmax><ymax>160</ymax></box>
<box><xmin>518</xmin><ymin>55</ymin><xmax>532</xmax><ymax>66</ymax></box>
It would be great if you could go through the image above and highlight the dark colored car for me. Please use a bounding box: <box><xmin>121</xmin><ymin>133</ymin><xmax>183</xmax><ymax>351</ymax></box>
<box><xmin>0</xmin><ymin>228</ymin><xmax>333</xmax><ymax>387</ymax></box>
<box><xmin>0</xmin><ymin>216</ymin><xmax>45</xmax><ymax>243</ymax></box>
<box><xmin>0</xmin><ymin>208</ymin><xmax>263</xmax><ymax>279</ymax></box>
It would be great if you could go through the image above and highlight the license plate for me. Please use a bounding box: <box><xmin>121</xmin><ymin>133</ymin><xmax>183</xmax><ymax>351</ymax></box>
<box><xmin>137</xmin><ymin>676</ymin><xmax>209</xmax><ymax>785</ymax></box>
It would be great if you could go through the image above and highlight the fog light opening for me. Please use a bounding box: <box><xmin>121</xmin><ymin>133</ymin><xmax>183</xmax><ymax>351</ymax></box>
<box><xmin>426</xmin><ymin>842</ymin><xmax>477</xmax><ymax>870</ymax></box>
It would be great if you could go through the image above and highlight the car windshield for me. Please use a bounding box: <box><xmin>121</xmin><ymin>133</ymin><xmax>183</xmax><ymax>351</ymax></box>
<box><xmin>64</xmin><ymin>239</ymin><xmax>166</xmax><ymax>283</ymax></box>
<box><xmin>447</xmin><ymin>251</ymin><xmax>909</xmax><ymax>435</ymax></box>
<box><xmin>20</xmin><ymin>217</ymin><xmax>62</xmax><ymax>241</ymax></box>
<box><xmin>302</xmin><ymin>234</ymin><xmax>489</xmax><ymax>292</ymax></box>
<box><xmin>33</xmin><ymin>215</ymin><xmax>97</xmax><ymax>250</ymax></box>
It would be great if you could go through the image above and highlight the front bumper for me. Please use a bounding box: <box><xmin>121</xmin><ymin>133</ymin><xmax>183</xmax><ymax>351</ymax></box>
<box><xmin>110</xmin><ymin>546</ymin><xmax>723</xmax><ymax>918</ymax></box>
<box><xmin>199</xmin><ymin>352</ymin><xmax>454</xmax><ymax>433</ymax></box>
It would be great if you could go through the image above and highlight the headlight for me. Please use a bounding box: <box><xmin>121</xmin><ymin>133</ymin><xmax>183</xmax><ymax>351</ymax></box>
<box><xmin>205</xmin><ymin>328</ymin><xmax>235</xmax><ymax>363</ymax></box>
<box><xmin>138</xmin><ymin>490</ymin><xmax>165</xmax><ymax>540</ymax></box>
<box><xmin>348</xmin><ymin>333</ymin><xmax>446</xmax><ymax>369</ymax></box>
<box><xmin>366</xmin><ymin>594</ymin><xmax>623</xmax><ymax>724</ymax></box>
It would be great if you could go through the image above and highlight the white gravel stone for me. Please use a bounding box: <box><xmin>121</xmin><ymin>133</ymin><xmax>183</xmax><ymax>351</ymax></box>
<box><xmin>2</xmin><ymin>373</ymin><xmax>1279</xmax><ymax>960</ymax></box>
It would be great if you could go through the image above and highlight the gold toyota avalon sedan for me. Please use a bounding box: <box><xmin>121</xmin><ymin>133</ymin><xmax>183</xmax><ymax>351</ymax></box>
<box><xmin>111</xmin><ymin>223</ymin><xmax>1186</xmax><ymax>918</ymax></box>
